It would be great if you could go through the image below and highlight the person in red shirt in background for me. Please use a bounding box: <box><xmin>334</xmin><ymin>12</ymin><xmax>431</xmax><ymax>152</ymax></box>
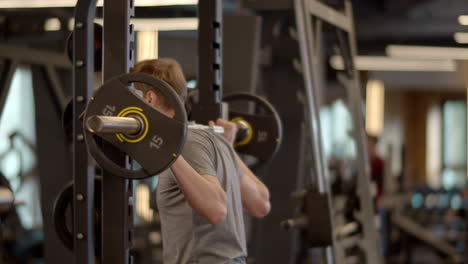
<box><xmin>368</xmin><ymin>134</ymin><xmax>385</xmax><ymax>208</ymax></box>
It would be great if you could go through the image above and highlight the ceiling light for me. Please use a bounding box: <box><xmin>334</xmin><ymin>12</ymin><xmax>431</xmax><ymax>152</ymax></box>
<box><xmin>386</xmin><ymin>45</ymin><xmax>468</xmax><ymax>60</ymax></box>
<box><xmin>127</xmin><ymin>18</ymin><xmax>198</xmax><ymax>31</ymax></box>
<box><xmin>45</xmin><ymin>18</ymin><xmax>61</xmax><ymax>31</ymax></box>
<box><xmin>330</xmin><ymin>55</ymin><xmax>456</xmax><ymax>72</ymax></box>
<box><xmin>0</xmin><ymin>0</ymin><xmax>198</xmax><ymax>8</ymax></box>
<box><xmin>69</xmin><ymin>18</ymin><xmax>198</xmax><ymax>31</ymax></box>
<box><xmin>454</xmin><ymin>32</ymin><xmax>468</xmax><ymax>44</ymax></box>
<box><xmin>458</xmin><ymin>15</ymin><xmax>468</xmax><ymax>26</ymax></box>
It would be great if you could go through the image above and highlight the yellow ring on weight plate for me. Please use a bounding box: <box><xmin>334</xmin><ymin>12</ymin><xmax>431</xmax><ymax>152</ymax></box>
<box><xmin>117</xmin><ymin>106</ymin><xmax>143</xmax><ymax>117</ymax></box>
<box><xmin>116</xmin><ymin>107</ymin><xmax>140</xmax><ymax>142</ymax></box>
<box><xmin>115</xmin><ymin>107</ymin><xmax>149</xmax><ymax>143</ymax></box>
<box><xmin>231</xmin><ymin>117</ymin><xmax>253</xmax><ymax>147</ymax></box>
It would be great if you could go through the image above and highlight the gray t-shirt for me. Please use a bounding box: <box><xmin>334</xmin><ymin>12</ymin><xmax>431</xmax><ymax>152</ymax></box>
<box><xmin>156</xmin><ymin>129</ymin><xmax>247</xmax><ymax>264</ymax></box>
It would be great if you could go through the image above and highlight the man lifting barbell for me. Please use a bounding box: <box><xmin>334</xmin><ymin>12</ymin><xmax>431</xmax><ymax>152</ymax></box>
<box><xmin>131</xmin><ymin>58</ymin><xmax>271</xmax><ymax>264</ymax></box>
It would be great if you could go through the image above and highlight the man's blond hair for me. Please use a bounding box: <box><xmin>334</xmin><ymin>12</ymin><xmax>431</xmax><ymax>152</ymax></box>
<box><xmin>131</xmin><ymin>58</ymin><xmax>187</xmax><ymax>108</ymax></box>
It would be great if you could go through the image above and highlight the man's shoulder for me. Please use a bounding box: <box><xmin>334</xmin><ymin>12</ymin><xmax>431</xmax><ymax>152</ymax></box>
<box><xmin>186</xmin><ymin>129</ymin><xmax>231</xmax><ymax>150</ymax></box>
<box><xmin>187</xmin><ymin>128</ymin><xmax>212</xmax><ymax>140</ymax></box>
<box><xmin>183</xmin><ymin>129</ymin><xmax>219</xmax><ymax>155</ymax></box>
<box><xmin>186</xmin><ymin>129</ymin><xmax>215</xmax><ymax>146</ymax></box>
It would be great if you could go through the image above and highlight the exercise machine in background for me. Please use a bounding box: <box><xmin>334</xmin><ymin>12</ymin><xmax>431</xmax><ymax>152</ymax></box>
<box><xmin>280</xmin><ymin>1</ymin><xmax>383</xmax><ymax>263</ymax></box>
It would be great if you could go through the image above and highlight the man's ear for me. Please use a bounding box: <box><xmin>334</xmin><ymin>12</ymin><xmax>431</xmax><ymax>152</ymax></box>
<box><xmin>145</xmin><ymin>90</ymin><xmax>155</xmax><ymax>104</ymax></box>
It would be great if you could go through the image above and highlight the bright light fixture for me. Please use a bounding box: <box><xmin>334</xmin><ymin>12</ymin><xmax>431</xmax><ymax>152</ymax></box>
<box><xmin>130</xmin><ymin>18</ymin><xmax>198</xmax><ymax>31</ymax></box>
<box><xmin>137</xmin><ymin>31</ymin><xmax>158</xmax><ymax>61</ymax></box>
<box><xmin>458</xmin><ymin>15</ymin><xmax>468</xmax><ymax>26</ymax></box>
<box><xmin>365</xmin><ymin>80</ymin><xmax>385</xmax><ymax>136</ymax></box>
<box><xmin>387</xmin><ymin>45</ymin><xmax>468</xmax><ymax>60</ymax></box>
<box><xmin>0</xmin><ymin>0</ymin><xmax>198</xmax><ymax>8</ymax></box>
<box><xmin>44</xmin><ymin>18</ymin><xmax>61</xmax><ymax>31</ymax></box>
<box><xmin>68</xmin><ymin>18</ymin><xmax>198</xmax><ymax>31</ymax></box>
<box><xmin>330</xmin><ymin>55</ymin><xmax>456</xmax><ymax>72</ymax></box>
<box><xmin>454</xmin><ymin>32</ymin><xmax>468</xmax><ymax>44</ymax></box>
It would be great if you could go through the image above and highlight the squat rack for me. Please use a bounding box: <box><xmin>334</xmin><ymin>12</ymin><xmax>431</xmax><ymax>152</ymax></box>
<box><xmin>71</xmin><ymin>0</ymin><xmax>224</xmax><ymax>263</ymax></box>
<box><xmin>72</xmin><ymin>0</ymin><xmax>137</xmax><ymax>263</ymax></box>
<box><xmin>72</xmin><ymin>1</ymin><xmax>99</xmax><ymax>263</ymax></box>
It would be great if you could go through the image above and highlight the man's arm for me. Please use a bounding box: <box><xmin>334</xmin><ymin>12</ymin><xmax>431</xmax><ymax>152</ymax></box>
<box><xmin>170</xmin><ymin>154</ymin><xmax>227</xmax><ymax>225</ymax></box>
<box><xmin>212</xmin><ymin>119</ymin><xmax>271</xmax><ymax>219</ymax></box>
<box><xmin>236</xmin><ymin>153</ymin><xmax>271</xmax><ymax>218</ymax></box>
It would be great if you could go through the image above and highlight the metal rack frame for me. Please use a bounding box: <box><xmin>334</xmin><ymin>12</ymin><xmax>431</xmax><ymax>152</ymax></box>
<box><xmin>294</xmin><ymin>0</ymin><xmax>383</xmax><ymax>263</ymax></box>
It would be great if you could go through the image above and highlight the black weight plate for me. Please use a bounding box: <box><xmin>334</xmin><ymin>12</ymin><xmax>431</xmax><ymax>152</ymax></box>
<box><xmin>229</xmin><ymin>111</ymin><xmax>281</xmax><ymax>161</ymax></box>
<box><xmin>84</xmin><ymin>73</ymin><xmax>187</xmax><ymax>179</ymax></box>
<box><xmin>62</xmin><ymin>97</ymin><xmax>73</xmax><ymax>143</ymax></box>
<box><xmin>118</xmin><ymin>73</ymin><xmax>187</xmax><ymax>123</ymax></box>
<box><xmin>53</xmin><ymin>181</ymin><xmax>73</xmax><ymax>250</ymax></box>
<box><xmin>53</xmin><ymin>178</ymin><xmax>102</xmax><ymax>253</ymax></box>
<box><xmin>223</xmin><ymin>92</ymin><xmax>283</xmax><ymax>164</ymax></box>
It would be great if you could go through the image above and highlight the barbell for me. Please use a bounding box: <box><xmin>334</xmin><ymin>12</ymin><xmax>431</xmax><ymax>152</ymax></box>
<box><xmin>81</xmin><ymin>73</ymin><xmax>282</xmax><ymax>179</ymax></box>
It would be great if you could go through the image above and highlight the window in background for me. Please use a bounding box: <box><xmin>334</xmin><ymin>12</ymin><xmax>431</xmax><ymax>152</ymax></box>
<box><xmin>320</xmin><ymin>99</ymin><xmax>356</xmax><ymax>159</ymax></box>
<box><xmin>186</xmin><ymin>79</ymin><xmax>197</xmax><ymax>89</ymax></box>
<box><xmin>0</xmin><ymin>66</ymin><xmax>41</xmax><ymax>229</ymax></box>
<box><xmin>442</xmin><ymin>101</ymin><xmax>467</xmax><ymax>189</ymax></box>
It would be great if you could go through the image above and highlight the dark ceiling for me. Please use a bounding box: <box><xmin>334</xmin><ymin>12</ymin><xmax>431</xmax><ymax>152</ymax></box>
<box><xmin>0</xmin><ymin>0</ymin><xmax>467</xmax><ymax>54</ymax></box>
<box><xmin>353</xmin><ymin>0</ymin><xmax>468</xmax><ymax>52</ymax></box>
